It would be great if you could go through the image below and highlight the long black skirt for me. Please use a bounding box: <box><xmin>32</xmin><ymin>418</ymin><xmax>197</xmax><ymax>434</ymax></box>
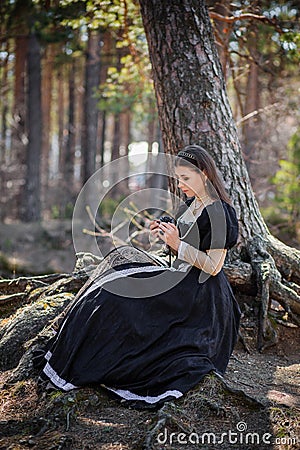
<box><xmin>40</xmin><ymin>246</ymin><xmax>241</xmax><ymax>405</ymax></box>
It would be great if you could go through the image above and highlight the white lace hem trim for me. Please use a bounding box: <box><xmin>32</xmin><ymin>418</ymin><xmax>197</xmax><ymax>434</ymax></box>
<box><xmin>42</xmin><ymin>361</ymin><xmax>78</xmax><ymax>391</ymax></box>
<box><xmin>45</xmin><ymin>350</ymin><xmax>52</xmax><ymax>361</ymax></box>
<box><xmin>42</xmin><ymin>357</ymin><xmax>183</xmax><ymax>403</ymax></box>
<box><xmin>104</xmin><ymin>386</ymin><xmax>183</xmax><ymax>404</ymax></box>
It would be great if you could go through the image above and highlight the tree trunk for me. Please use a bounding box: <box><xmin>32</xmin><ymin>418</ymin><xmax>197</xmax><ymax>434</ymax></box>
<box><xmin>118</xmin><ymin>110</ymin><xmax>130</xmax><ymax>195</ymax></box>
<box><xmin>0</xmin><ymin>40</ymin><xmax>10</xmax><ymax>164</ymax></box>
<box><xmin>0</xmin><ymin>41</ymin><xmax>9</xmax><ymax>220</ymax></box>
<box><xmin>109</xmin><ymin>113</ymin><xmax>122</xmax><ymax>198</ymax></box>
<box><xmin>11</xmin><ymin>36</ymin><xmax>28</xmax><ymax>166</ymax></box>
<box><xmin>112</xmin><ymin>113</ymin><xmax>120</xmax><ymax>161</ymax></box>
<box><xmin>99</xmin><ymin>111</ymin><xmax>106</xmax><ymax>167</ymax></box>
<box><xmin>81</xmin><ymin>30</ymin><xmax>101</xmax><ymax>184</ymax></box>
<box><xmin>147</xmin><ymin>106</ymin><xmax>157</xmax><ymax>152</ymax></box>
<box><xmin>206</xmin><ymin>0</ymin><xmax>232</xmax><ymax>78</ymax></box>
<box><xmin>57</xmin><ymin>66</ymin><xmax>65</xmax><ymax>172</ymax></box>
<box><xmin>139</xmin><ymin>0</ymin><xmax>300</xmax><ymax>348</ymax></box>
<box><xmin>41</xmin><ymin>44</ymin><xmax>55</xmax><ymax>192</ymax></box>
<box><xmin>74</xmin><ymin>59</ymin><xmax>84</xmax><ymax>185</ymax></box>
<box><xmin>97</xmin><ymin>29</ymin><xmax>112</xmax><ymax>168</ymax></box>
<box><xmin>62</xmin><ymin>58</ymin><xmax>76</xmax><ymax>211</ymax></box>
<box><xmin>21</xmin><ymin>32</ymin><xmax>42</xmax><ymax>222</ymax></box>
<box><xmin>242</xmin><ymin>33</ymin><xmax>261</xmax><ymax>187</ymax></box>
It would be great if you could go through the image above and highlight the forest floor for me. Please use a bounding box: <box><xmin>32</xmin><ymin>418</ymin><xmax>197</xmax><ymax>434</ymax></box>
<box><xmin>0</xmin><ymin>320</ymin><xmax>299</xmax><ymax>449</ymax></box>
<box><xmin>0</xmin><ymin>222</ymin><xmax>299</xmax><ymax>449</ymax></box>
<box><xmin>0</xmin><ymin>221</ymin><xmax>76</xmax><ymax>277</ymax></box>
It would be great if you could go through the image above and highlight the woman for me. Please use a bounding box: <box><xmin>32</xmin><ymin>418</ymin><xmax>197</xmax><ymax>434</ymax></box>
<box><xmin>38</xmin><ymin>145</ymin><xmax>241</xmax><ymax>407</ymax></box>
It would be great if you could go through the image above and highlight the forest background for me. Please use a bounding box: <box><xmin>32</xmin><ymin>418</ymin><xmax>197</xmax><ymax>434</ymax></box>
<box><xmin>0</xmin><ymin>1</ymin><xmax>300</xmax><ymax>448</ymax></box>
<box><xmin>0</xmin><ymin>0</ymin><xmax>299</xmax><ymax>276</ymax></box>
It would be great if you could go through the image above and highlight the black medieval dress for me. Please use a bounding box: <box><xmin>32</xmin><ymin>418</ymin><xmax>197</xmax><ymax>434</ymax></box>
<box><xmin>38</xmin><ymin>198</ymin><xmax>241</xmax><ymax>406</ymax></box>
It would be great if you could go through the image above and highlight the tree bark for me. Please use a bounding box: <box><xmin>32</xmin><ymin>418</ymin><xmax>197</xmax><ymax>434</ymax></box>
<box><xmin>206</xmin><ymin>0</ymin><xmax>232</xmax><ymax>78</ymax></box>
<box><xmin>21</xmin><ymin>32</ymin><xmax>42</xmax><ymax>222</ymax></box>
<box><xmin>97</xmin><ymin>29</ymin><xmax>112</xmax><ymax>168</ymax></box>
<box><xmin>0</xmin><ymin>41</ymin><xmax>9</xmax><ymax>220</ymax></box>
<box><xmin>41</xmin><ymin>44</ymin><xmax>55</xmax><ymax>191</ymax></box>
<box><xmin>109</xmin><ymin>113</ymin><xmax>123</xmax><ymax>198</ymax></box>
<box><xmin>81</xmin><ymin>30</ymin><xmax>101</xmax><ymax>184</ymax></box>
<box><xmin>57</xmin><ymin>65</ymin><xmax>65</xmax><ymax>172</ymax></box>
<box><xmin>139</xmin><ymin>0</ymin><xmax>300</xmax><ymax>347</ymax></box>
<box><xmin>11</xmin><ymin>35</ymin><xmax>28</xmax><ymax>166</ymax></box>
<box><xmin>242</xmin><ymin>30</ymin><xmax>261</xmax><ymax>186</ymax></box>
<box><xmin>0</xmin><ymin>48</ymin><xmax>8</xmax><ymax>165</ymax></box>
<box><xmin>64</xmin><ymin>59</ymin><xmax>76</xmax><ymax>198</ymax></box>
<box><xmin>118</xmin><ymin>110</ymin><xmax>130</xmax><ymax>195</ymax></box>
<box><xmin>99</xmin><ymin>111</ymin><xmax>106</xmax><ymax>167</ymax></box>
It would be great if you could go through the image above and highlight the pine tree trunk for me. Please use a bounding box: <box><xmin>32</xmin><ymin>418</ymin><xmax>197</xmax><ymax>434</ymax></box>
<box><xmin>109</xmin><ymin>113</ymin><xmax>122</xmax><ymax>198</ymax></box>
<box><xmin>75</xmin><ymin>60</ymin><xmax>84</xmax><ymax>185</ymax></box>
<box><xmin>243</xmin><ymin>41</ymin><xmax>260</xmax><ymax>187</ymax></box>
<box><xmin>98</xmin><ymin>111</ymin><xmax>106</xmax><ymax>167</ymax></box>
<box><xmin>118</xmin><ymin>111</ymin><xmax>130</xmax><ymax>195</ymax></box>
<box><xmin>206</xmin><ymin>0</ymin><xmax>232</xmax><ymax>78</ymax></box>
<box><xmin>21</xmin><ymin>32</ymin><xmax>42</xmax><ymax>222</ymax></box>
<box><xmin>147</xmin><ymin>108</ymin><xmax>157</xmax><ymax>151</ymax></box>
<box><xmin>63</xmin><ymin>58</ymin><xmax>76</xmax><ymax>207</ymax></box>
<box><xmin>0</xmin><ymin>41</ymin><xmax>9</xmax><ymax>165</ymax></box>
<box><xmin>41</xmin><ymin>44</ymin><xmax>55</xmax><ymax>192</ymax></box>
<box><xmin>11</xmin><ymin>35</ymin><xmax>28</xmax><ymax>166</ymax></box>
<box><xmin>139</xmin><ymin>0</ymin><xmax>300</xmax><ymax>348</ymax></box>
<box><xmin>81</xmin><ymin>30</ymin><xmax>101</xmax><ymax>184</ymax></box>
<box><xmin>98</xmin><ymin>30</ymin><xmax>111</xmax><ymax>168</ymax></box>
<box><xmin>57</xmin><ymin>66</ymin><xmax>65</xmax><ymax>171</ymax></box>
<box><xmin>112</xmin><ymin>113</ymin><xmax>120</xmax><ymax>161</ymax></box>
<box><xmin>0</xmin><ymin>42</ymin><xmax>9</xmax><ymax>220</ymax></box>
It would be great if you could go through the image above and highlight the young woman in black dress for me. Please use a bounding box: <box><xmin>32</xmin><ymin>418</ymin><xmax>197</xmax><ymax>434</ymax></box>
<box><xmin>38</xmin><ymin>144</ymin><xmax>241</xmax><ymax>407</ymax></box>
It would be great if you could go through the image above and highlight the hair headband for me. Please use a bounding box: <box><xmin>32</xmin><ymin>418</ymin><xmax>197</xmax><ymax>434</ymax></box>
<box><xmin>177</xmin><ymin>151</ymin><xmax>197</xmax><ymax>161</ymax></box>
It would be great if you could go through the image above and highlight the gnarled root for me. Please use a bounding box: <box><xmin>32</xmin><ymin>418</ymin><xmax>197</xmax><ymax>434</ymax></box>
<box><xmin>247</xmin><ymin>236</ymin><xmax>300</xmax><ymax>351</ymax></box>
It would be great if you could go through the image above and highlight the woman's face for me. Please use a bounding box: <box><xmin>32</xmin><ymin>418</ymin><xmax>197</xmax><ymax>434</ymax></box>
<box><xmin>174</xmin><ymin>165</ymin><xmax>207</xmax><ymax>198</ymax></box>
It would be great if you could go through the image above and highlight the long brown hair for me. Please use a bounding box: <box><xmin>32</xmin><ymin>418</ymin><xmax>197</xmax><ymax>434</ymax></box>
<box><xmin>175</xmin><ymin>144</ymin><xmax>232</xmax><ymax>204</ymax></box>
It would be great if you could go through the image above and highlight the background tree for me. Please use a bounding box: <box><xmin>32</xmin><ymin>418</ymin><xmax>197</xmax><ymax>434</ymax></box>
<box><xmin>81</xmin><ymin>29</ymin><xmax>101</xmax><ymax>184</ymax></box>
<box><xmin>21</xmin><ymin>30</ymin><xmax>42</xmax><ymax>222</ymax></box>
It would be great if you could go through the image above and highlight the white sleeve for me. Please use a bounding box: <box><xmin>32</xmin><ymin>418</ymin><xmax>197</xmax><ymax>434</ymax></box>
<box><xmin>177</xmin><ymin>240</ymin><xmax>188</xmax><ymax>260</ymax></box>
<box><xmin>178</xmin><ymin>241</ymin><xmax>227</xmax><ymax>275</ymax></box>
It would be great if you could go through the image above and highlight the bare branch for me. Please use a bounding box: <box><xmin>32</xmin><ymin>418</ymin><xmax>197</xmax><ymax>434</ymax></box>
<box><xmin>209</xmin><ymin>11</ymin><xmax>282</xmax><ymax>33</ymax></box>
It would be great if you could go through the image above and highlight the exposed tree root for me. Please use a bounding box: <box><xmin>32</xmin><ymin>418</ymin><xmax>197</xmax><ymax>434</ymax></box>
<box><xmin>247</xmin><ymin>236</ymin><xmax>300</xmax><ymax>351</ymax></box>
<box><xmin>0</xmin><ymin>273</ymin><xmax>69</xmax><ymax>296</ymax></box>
<box><xmin>143</xmin><ymin>404</ymin><xmax>173</xmax><ymax>449</ymax></box>
<box><xmin>237</xmin><ymin>330</ymin><xmax>251</xmax><ymax>353</ymax></box>
<box><xmin>224</xmin><ymin>261</ymin><xmax>256</xmax><ymax>294</ymax></box>
<box><xmin>267</xmin><ymin>235</ymin><xmax>300</xmax><ymax>284</ymax></box>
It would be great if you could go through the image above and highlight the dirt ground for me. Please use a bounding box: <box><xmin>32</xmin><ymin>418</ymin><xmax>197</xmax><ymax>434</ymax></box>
<box><xmin>0</xmin><ymin>223</ymin><xmax>299</xmax><ymax>449</ymax></box>
<box><xmin>0</xmin><ymin>322</ymin><xmax>299</xmax><ymax>450</ymax></box>
<box><xmin>0</xmin><ymin>221</ymin><xmax>76</xmax><ymax>277</ymax></box>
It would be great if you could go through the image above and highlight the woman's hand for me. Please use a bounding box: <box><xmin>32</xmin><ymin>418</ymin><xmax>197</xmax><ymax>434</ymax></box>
<box><xmin>158</xmin><ymin>222</ymin><xmax>180</xmax><ymax>252</ymax></box>
<box><xmin>149</xmin><ymin>220</ymin><xmax>161</xmax><ymax>239</ymax></box>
